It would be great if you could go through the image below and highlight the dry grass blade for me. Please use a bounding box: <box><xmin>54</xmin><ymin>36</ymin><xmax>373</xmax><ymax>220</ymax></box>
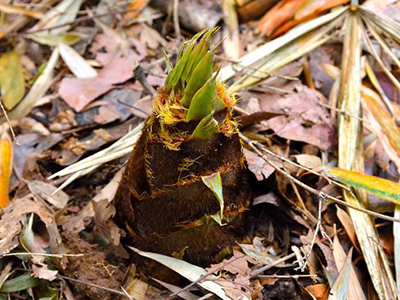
<box><xmin>29</xmin><ymin>0</ymin><xmax>84</xmax><ymax>34</ymax></box>
<box><xmin>364</xmin><ymin>60</ymin><xmax>397</xmax><ymax>120</ymax></box>
<box><xmin>361</xmin><ymin>22</ymin><xmax>400</xmax><ymax>92</ymax></box>
<box><xmin>337</xmin><ymin>13</ymin><xmax>397</xmax><ymax>299</ymax></box>
<box><xmin>363</xmin><ymin>84</ymin><xmax>400</xmax><ymax>300</ymax></box>
<box><xmin>362</xmin><ymin>87</ymin><xmax>400</xmax><ymax>159</ymax></box>
<box><xmin>363</xmin><ymin>18</ymin><xmax>400</xmax><ymax>70</ymax></box>
<box><xmin>219</xmin><ymin>6</ymin><xmax>347</xmax><ymax>81</ymax></box>
<box><xmin>359</xmin><ymin>6</ymin><xmax>400</xmax><ymax>43</ymax></box>
<box><xmin>229</xmin><ymin>14</ymin><xmax>344</xmax><ymax>92</ymax></box>
<box><xmin>0</xmin><ymin>2</ymin><xmax>44</xmax><ymax>19</ymax></box>
<box><xmin>395</xmin><ymin>207</ymin><xmax>400</xmax><ymax>294</ymax></box>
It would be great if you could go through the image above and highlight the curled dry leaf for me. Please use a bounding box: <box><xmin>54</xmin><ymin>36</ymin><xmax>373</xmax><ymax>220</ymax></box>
<box><xmin>27</xmin><ymin>180</ymin><xmax>69</xmax><ymax>209</ymax></box>
<box><xmin>208</xmin><ymin>249</ymin><xmax>252</xmax><ymax>277</ymax></box>
<box><xmin>240</xmin><ymin>237</ymin><xmax>286</xmax><ymax>266</ymax></box>
<box><xmin>92</xmin><ymin>198</ymin><xmax>128</xmax><ymax>258</ymax></box>
<box><xmin>0</xmin><ymin>197</ymin><xmax>60</xmax><ymax>255</ymax></box>
<box><xmin>243</xmin><ymin>148</ymin><xmax>276</xmax><ymax>181</ymax></box>
<box><xmin>32</xmin><ymin>264</ymin><xmax>58</xmax><ymax>281</ymax></box>
<box><xmin>292</xmin><ymin>154</ymin><xmax>322</xmax><ymax>170</ymax></box>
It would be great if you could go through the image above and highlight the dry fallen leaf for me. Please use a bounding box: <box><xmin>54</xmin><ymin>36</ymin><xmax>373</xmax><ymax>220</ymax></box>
<box><xmin>259</xmin><ymin>84</ymin><xmax>335</xmax><ymax>150</ymax></box>
<box><xmin>27</xmin><ymin>180</ymin><xmax>69</xmax><ymax>209</ymax></box>
<box><xmin>32</xmin><ymin>264</ymin><xmax>58</xmax><ymax>281</ymax></box>
<box><xmin>243</xmin><ymin>148</ymin><xmax>276</xmax><ymax>181</ymax></box>
<box><xmin>0</xmin><ymin>51</ymin><xmax>25</xmax><ymax>110</ymax></box>
<box><xmin>0</xmin><ymin>197</ymin><xmax>60</xmax><ymax>255</ymax></box>
<box><xmin>59</xmin><ymin>48</ymin><xmax>139</xmax><ymax>112</ymax></box>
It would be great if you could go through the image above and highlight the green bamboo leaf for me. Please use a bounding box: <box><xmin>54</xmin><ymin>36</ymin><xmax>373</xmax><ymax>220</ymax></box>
<box><xmin>326</xmin><ymin>168</ymin><xmax>400</xmax><ymax>204</ymax></box>
<box><xmin>181</xmin><ymin>51</ymin><xmax>213</xmax><ymax>107</ymax></box>
<box><xmin>181</xmin><ymin>28</ymin><xmax>214</xmax><ymax>83</ymax></box>
<box><xmin>190</xmin><ymin>114</ymin><xmax>219</xmax><ymax>140</ymax></box>
<box><xmin>0</xmin><ymin>274</ymin><xmax>40</xmax><ymax>293</ymax></box>
<box><xmin>0</xmin><ymin>51</ymin><xmax>25</xmax><ymax>110</ymax></box>
<box><xmin>186</xmin><ymin>75</ymin><xmax>225</xmax><ymax>122</ymax></box>
<box><xmin>166</xmin><ymin>40</ymin><xmax>194</xmax><ymax>90</ymax></box>
<box><xmin>202</xmin><ymin>172</ymin><xmax>224</xmax><ymax>221</ymax></box>
<box><xmin>166</xmin><ymin>31</ymin><xmax>205</xmax><ymax>91</ymax></box>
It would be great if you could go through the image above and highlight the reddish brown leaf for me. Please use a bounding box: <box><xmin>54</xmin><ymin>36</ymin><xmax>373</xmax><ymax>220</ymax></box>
<box><xmin>257</xmin><ymin>0</ymin><xmax>309</xmax><ymax>36</ymax></box>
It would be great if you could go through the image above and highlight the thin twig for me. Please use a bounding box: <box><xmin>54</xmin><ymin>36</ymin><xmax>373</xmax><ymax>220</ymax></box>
<box><xmin>259</xmin><ymin>274</ymin><xmax>317</xmax><ymax>278</ymax></box>
<box><xmin>1</xmin><ymin>252</ymin><xmax>84</xmax><ymax>258</ymax></box>
<box><xmin>240</xmin><ymin>133</ymin><xmax>400</xmax><ymax>223</ymax></box>
<box><xmin>173</xmin><ymin>0</ymin><xmax>181</xmax><ymax>40</ymax></box>
<box><xmin>0</xmin><ymin>100</ymin><xmax>19</xmax><ymax>146</ymax></box>
<box><xmin>249</xmin><ymin>253</ymin><xmax>296</xmax><ymax>278</ymax></box>
<box><xmin>250</xmin><ymin>138</ymin><xmax>353</xmax><ymax>193</ymax></box>
<box><xmin>10</xmin><ymin>8</ymin><xmax>140</xmax><ymax>37</ymax></box>
<box><xmin>298</xmin><ymin>194</ymin><xmax>332</xmax><ymax>272</ymax></box>
<box><xmin>57</xmin><ymin>274</ymin><xmax>131</xmax><ymax>298</ymax></box>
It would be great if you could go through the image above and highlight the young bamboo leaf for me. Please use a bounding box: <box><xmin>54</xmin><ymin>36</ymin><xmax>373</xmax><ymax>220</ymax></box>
<box><xmin>166</xmin><ymin>31</ymin><xmax>204</xmax><ymax>91</ymax></box>
<box><xmin>181</xmin><ymin>28</ymin><xmax>212</xmax><ymax>83</ymax></box>
<box><xmin>202</xmin><ymin>172</ymin><xmax>224</xmax><ymax>221</ymax></box>
<box><xmin>326</xmin><ymin>168</ymin><xmax>400</xmax><ymax>205</ymax></box>
<box><xmin>181</xmin><ymin>51</ymin><xmax>214</xmax><ymax>107</ymax></box>
<box><xmin>190</xmin><ymin>114</ymin><xmax>219</xmax><ymax>140</ymax></box>
<box><xmin>186</xmin><ymin>74</ymin><xmax>226</xmax><ymax>122</ymax></box>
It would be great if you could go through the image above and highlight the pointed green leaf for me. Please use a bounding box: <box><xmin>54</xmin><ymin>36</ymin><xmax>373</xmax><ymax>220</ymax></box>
<box><xmin>0</xmin><ymin>51</ymin><xmax>25</xmax><ymax>110</ymax></box>
<box><xmin>186</xmin><ymin>75</ymin><xmax>226</xmax><ymax>122</ymax></box>
<box><xmin>166</xmin><ymin>31</ymin><xmax>205</xmax><ymax>91</ymax></box>
<box><xmin>202</xmin><ymin>172</ymin><xmax>224</xmax><ymax>221</ymax></box>
<box><xmin>181</xmin><ymin>29</ymin><xmax>210</xmax><ymax>83</ymax></box>
<box><xmin>21</xmin><ymin>213</ymin><xmax>34</xmax><ymax>251</ymax></box>
<box><xmin>129</xmin><ymin>247</ymin><xmax>236</xmax><ymax>300</ymax></box>
<box><xmin>211</xmin><ymin>213</ymin><xmax>225</xmax><ymax>226</ymax></box>
<box><xmin>190</xmin><ymin>114</ymin><xmax>219</xmax><ymax>140</ymax></box>
<box><xmin>181</xmin><ymin>51</ymin><xmax>214</xmax><ymax>107</ymax></box>
<box><xmin>0</xmin><ymin>274</ymin><xmax>40</xmax><ymax>293</ymax></box>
